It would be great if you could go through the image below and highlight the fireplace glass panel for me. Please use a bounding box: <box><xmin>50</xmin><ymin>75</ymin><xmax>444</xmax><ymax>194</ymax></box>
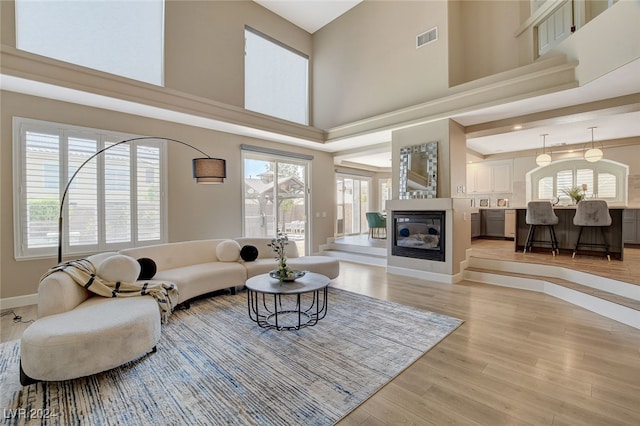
<box><xmin>392</xmin><ymin>211</ymin><xmax>445</xmax><ymax>262</ymax></box>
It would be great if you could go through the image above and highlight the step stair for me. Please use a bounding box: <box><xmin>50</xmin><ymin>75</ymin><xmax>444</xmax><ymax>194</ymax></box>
<box><xmin>464</xmin><ymin>264</ymin><xmax>640</xmax><ymax>329</ymax></box>
<box><xmin>319</xmin><ymin>241</ymin><xmax>387</xmax><ymax>267</ymax></box>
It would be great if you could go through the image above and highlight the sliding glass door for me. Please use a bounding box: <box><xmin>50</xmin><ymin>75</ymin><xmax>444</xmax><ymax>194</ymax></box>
<box><xmin>243</xmin><ymin>152</ymin><xmax>309</xmax><ymax>255</ymax></box>
<box><xmin>336</xmin><ymin>175</ymin><xmax>370</xmax><ymax>237</ymax></box>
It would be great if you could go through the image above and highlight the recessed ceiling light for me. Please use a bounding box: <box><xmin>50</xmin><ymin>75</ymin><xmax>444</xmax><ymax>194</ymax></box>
<box><xmin>513</xmin><ymin>125</ymin><xmax>523</xmax><ymax>130</ymax></box>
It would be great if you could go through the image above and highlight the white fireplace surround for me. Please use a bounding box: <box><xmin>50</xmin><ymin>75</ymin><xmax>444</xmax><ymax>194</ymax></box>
<box><xmin>386</xmin><ymin>198</ymin><xmax>470</xmax><ymax>283</ymax></box>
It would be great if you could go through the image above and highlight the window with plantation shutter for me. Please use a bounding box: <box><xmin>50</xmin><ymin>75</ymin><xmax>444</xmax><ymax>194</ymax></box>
<box><xmin>105</xmin><ymin>142</ymin><xmax>132</xmax><ymax>244</ymax></box>
<box><xmin>13</xmin><ymin>118</ymin><xmax>167</xmax><ymax>259</ymax></box>
<box><xmin>68</xmin><ymin>136</ymin><xmax>99</xmax><ymax>247</ymax></box>
<box><xmin>576</xmin><ymin>169</ymin><xmax>594</xmax><ymax>197</ymax></box>
<box><xmin>527</xmin><ymin>158</ymin><xmax>627</xmax><ymax>205</ymax></box>
<box><xmin>22</xmin><ymin>131</ymin><xmax>61</xmax><ymax>251</ymax></box>
<box><xmin>537</xmin><ymin>176</ymin><xmax>553</xmax><ymax>200</ymax></box>
<box><xmin>137</xmin><ymin>145</ymin><xmax>162</xmax><ymax>242</ymax></box>
<box><xmin>597</xmin><ymin>172</ymin><xmax>617</xmax><ymax>198</ymax></box>
<box><xmin>556</xmin><ymin>169</ymin><xmax>573</xmax><ymax>202</ymax></box>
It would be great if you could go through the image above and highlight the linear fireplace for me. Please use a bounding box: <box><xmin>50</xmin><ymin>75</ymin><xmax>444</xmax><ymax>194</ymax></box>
<box><xmin>392</xmin><ymin>210</ymin><xmax>446</xmax><ymax>262</ymax></box>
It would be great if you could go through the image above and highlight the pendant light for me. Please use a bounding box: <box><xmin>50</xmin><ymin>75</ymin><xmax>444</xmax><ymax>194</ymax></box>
<box><xmin>584</xmin><ymin>126</ymin><xmax>603</xmax><ymax>162</ymax></box>
<box><xmin>536</xmin><ymin>133</ymin><xmax>552</xmax><ymax>167</ymax></box>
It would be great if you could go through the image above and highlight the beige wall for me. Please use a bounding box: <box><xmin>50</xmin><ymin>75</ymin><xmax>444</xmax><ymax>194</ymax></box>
<box><xmin>1</xmin><ymin>0</ymin><xmax>312</xmax><ymax>113</ymax></box>
<box><xmin>0</xmin><ymin>91</ymin><xmax>336</xmax><ymax>299</ymax></box>
<box><xmin>448</xmin><ymin>0</ymin><xmax>522</xmax><ymax>86</ymax></box>
<box><xmin>164</xmin><ymin>0</ymin><xmax>312</xmax><ymax>109</ymax></box>
<box><xmin>313</xmin><ymin>0</ymin><xmax>450</xmax><ymax>129</ymax></box>
<box><xmin>391</xmin><ymin>119</ymin><xmax>470</xmax><ymax>276</ymax></box>
<box><xmin>0</xmin><ymin>0</ymin><xmax>331</xmax><ymax>301</ymax></box>
<box><xmin>314</xmin><ymin>0</ymin><xmax>532</xmax><ymax>129</ymax></box>
<box><xmin>392</xmin><ymin>119</ymin><xmax>456</xmax><ymax>199</ymax></box>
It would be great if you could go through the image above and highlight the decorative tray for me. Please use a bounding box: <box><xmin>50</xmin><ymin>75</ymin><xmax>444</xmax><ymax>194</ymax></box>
<box><xmin>269</xmin><ymin>270</ymin><xmax>306</xmax><ymax>282</ymax></box>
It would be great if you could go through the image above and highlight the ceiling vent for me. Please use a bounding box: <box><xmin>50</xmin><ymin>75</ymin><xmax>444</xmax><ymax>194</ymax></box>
<box><xmin>416</xmin><ymin>27</ymin><xmax>438</xmax><ymax>48</ymax></box>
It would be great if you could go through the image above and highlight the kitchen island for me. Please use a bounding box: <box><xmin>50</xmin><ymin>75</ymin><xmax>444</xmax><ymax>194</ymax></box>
<box><xmin>514</xmin><ymin>206</ymin><xmax>624</xmax><ymax>260</ymax></box>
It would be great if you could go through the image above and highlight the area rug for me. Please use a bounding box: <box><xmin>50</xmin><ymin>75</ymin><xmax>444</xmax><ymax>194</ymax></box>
<box><xmin>0</xmin><ymin>287</ymin><xmax>462</xmax><ymax>425</ymax></box>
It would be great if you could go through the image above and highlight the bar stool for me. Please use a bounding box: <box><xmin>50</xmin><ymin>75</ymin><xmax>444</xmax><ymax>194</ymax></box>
<box><xmin>524</xmin><ymin>201</ymin><xmax>559</xmax><ymax>255</ymax></box>
<box><xmin>572</xmin><ymin>199</ymin><xmax>612</xmax><ymax>261</ymax></box>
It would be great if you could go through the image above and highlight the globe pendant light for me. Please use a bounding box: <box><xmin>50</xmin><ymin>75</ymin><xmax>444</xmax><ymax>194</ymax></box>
<box><xmin>536</xmin><ymin>133</ymin><xmax>552</xmax><ymax>166</ymax></box>
<box><xmin>584</xmin><ymin>126</ymin><xmax>603</xmax><ymax>162</ymax></box>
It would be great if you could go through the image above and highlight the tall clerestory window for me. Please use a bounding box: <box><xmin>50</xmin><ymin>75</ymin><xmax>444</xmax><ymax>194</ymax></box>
<box><xmin>244</xmin><ymin>27</ymin><xmax>309</xmax><ymax>125</ymax></box>
<box><xmin>15</xmin><ymin>0</ymin><xmax>164</xmax><ymax>86</ymax></box>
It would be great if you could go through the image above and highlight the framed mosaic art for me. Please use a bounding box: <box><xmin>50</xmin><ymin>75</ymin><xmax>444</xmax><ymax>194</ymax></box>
<box><xmin>399</xmin><ymin>141</ymin><xmax>438</xmax><ymax>199</ymax></box>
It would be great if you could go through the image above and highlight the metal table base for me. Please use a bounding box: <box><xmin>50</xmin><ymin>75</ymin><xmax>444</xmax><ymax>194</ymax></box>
<box><xmin>247</xmin><ymin>286</ymin><xmax>328</xmax><ymax>330</ymax></box>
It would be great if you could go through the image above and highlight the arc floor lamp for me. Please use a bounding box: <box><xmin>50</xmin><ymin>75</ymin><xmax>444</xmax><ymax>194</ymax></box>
<box><xmin>57</xmin><ymin>136</ymin><xmax>226</xmax><ymax>263</ymax></box>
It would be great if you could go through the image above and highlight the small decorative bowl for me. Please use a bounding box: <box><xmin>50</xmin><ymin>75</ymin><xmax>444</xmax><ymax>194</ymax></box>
<box><xmin>269</xmin><ymin>270</ymin><xmax>306</xmax><ymax>282</ymax></box>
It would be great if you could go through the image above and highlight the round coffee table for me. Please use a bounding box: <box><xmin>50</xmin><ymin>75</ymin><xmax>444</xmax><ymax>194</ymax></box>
<box><xmin>246</xmin><ymin>272</ymin><xmax>330</xmax><ymax>330</ymax></box>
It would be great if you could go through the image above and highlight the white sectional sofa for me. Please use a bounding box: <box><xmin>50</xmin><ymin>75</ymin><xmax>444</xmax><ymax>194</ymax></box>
<box><xmin>20</xmin><ymin>238</ymin><xmax>339</xmax><ymax>385</ymax></box>
<box><xmin>234</xmin><ymin>237</ymin><xmax>340</xmax><ymax>281</ymax></box>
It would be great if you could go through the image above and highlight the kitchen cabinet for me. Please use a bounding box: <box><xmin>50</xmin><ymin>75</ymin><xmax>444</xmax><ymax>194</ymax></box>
<box><xmin>482</xmin><ymin>209</ymin><xmax>505</xmax><ymax>238</ymax></box>
<box><xmin>471</xmin><ymin>213</ymin><xmax>481</xmax><ymax>238</ymax></box>
<box><xmin>492</xmin><ymin>164</ymin><xmax>512</xmax><ymax>193</ymax></box>
<box><xmin>473</xmin><ymin>209</ymin><xmax>515</xmax><ymax>240</ymax></box>
<box><xmin>504</xmin><ymin>209</ymin><xmax>516</xmax><ymax>239</ymax></box>
<box><xmin>515</xmin><ymin>207</ymin><xmax>625</xmax><ymax>260</ymax></box>
<box><xmin>467</xmin><ymin>160</ymin><xmax>513</xmax><ymax>194</ymax></box>
<box><xmin>623</xmin><ymin>209</ymin><xmax>640</xmax><ymax>244</ymax></box>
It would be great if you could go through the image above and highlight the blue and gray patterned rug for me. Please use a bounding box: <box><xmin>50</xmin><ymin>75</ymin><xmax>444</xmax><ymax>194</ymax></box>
<box><xmin>0</xmin><ymin>288</ymin><xmax>462</xmax><ymax>425</ymax></box>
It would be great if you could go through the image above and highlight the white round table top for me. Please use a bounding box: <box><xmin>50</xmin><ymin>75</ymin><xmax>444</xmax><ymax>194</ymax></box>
<box><xmin>245</xmin><ymin>272</ymin><xmax>330</xmax><ymax>295</ymax></box>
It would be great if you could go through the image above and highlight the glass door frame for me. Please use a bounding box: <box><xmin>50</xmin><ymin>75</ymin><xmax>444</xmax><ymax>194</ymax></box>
<box><xmin>242</xmin><ymin>151</ymin><xmax>310</xmax><ymax>255</ymax></box>
<box><xmin>335</xmin><ymin>173</ymin><xmax>371</xmax><ymax>237</ymax></box>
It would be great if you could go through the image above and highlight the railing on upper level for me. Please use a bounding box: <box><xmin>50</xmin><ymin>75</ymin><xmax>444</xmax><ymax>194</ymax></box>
<box><xmin>518</xmin><ymin>0</ymin><xmax>617</xmax><ymax>58</ymax></box>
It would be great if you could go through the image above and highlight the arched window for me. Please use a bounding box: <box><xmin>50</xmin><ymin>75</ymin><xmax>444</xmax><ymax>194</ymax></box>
<box><xmin>526</xmin><ymin>159</ymin><xmax>628</xmax><ymax>205</ymax></box>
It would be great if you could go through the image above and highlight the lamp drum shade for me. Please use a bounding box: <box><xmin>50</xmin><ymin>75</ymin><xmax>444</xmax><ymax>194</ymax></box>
<box><xmin>193</xmin><ymin>158</ymin><xmax>226</xmax><ymax>183</ymax></box>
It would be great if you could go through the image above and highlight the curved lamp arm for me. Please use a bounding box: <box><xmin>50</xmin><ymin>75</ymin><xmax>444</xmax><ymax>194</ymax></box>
<box><xmin>58</xmin><ymin>136</ymin><xmax>225</xmax><ymax>263</ymax></box>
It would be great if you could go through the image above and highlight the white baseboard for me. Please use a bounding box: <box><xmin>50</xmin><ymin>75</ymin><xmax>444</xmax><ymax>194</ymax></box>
<box><xmin>386</xmin><ymin>266</ymin><xmax>455</xmax><ymax>284</ymax></box>
<box><xmin>0</xmin><ymin>293</ymin><xmax>38</xmax><ymax>310</ymax></box>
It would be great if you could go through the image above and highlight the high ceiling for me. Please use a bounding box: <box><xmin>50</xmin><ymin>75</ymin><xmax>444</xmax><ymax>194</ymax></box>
<box><xmin>254</xmin><ymin>0</ymin><xmax>362</xmax><ymax>33</ymax></box>
<box><xmin>3</xmin><ymin>2</ymin><xmax>635</xmax><ymax>171</ymax></box>
<box><xmin>254</xmin><ymin>0</ymin><xmax>640</xmax><ymax>169</ymax></box>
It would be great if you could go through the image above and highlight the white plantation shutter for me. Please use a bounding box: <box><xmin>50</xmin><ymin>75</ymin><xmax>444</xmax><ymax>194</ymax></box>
<box><xmin>67</xmin><ymin>136</ymin><xmax>98</xmax><ymax>247</ymax></box>
<box><xmin>556</xmin><ymin>169</ymin><xmax>573</xmax><ymax>201</ymax></box>
<box><xmin>576</xmin><ymin>169</ymin><xmax>594</xmax><ymax>197</ymax></box>
<box><xmin>23</xmin><ymin>131</ymin><xmax>61</xmax><ymax>251</ymax></box>
<box><xmin>14</xmin><ymin>118</ymin><xmax>167</xmax><ymax>259</ymax></box>
<box><xmin>529</xmin><ymin>159</ymin><xmax>627</xmax><ymax>205</ymax></box>
<box><xmin>137</xmin><ymin>145</ymin><xmax>162</xmax><ymax>241</ymax></box>
<box><xmin>105</xmin><ymin>142</ymin><xmax>132</xmax><ymax>243</ymax></box>
<box><xmin>538</xmin><ymin>176</ymin><xmax>553</xmax><ymax>199</ymax></box>
<box><xmin>597</xmin><ymin>172</ymin><xmax>617</xmax><ymax>198</ymax></box>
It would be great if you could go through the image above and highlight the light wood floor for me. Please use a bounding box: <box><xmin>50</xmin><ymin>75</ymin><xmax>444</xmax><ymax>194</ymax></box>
<box><xmin>330</xmin><ymin>261</ymin><xmax>640</xmax><ymax>426</ymax></box>
<box><xmin>3</xmin><ymin>260</ymin><xmax>640</xmax><ymax>425</ymax></box>
<box><xmin>470</xmin><ymin>238</ymin><xmax>640</xmax><ymax>286</ymax></box>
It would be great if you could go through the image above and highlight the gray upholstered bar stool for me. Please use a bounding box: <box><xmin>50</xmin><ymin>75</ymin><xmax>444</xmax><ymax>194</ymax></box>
<box><xmin>572</xmin><ymin>199</ymin><xmax>612</xmax><ymax>261</ymax></box>
<box><xmin>524</xmin><ymin>201</ymin><xmax>559</xmax><ymax>255</ymax></box>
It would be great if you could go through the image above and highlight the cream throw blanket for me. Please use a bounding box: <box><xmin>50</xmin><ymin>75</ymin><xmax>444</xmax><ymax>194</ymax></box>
<box><xmin>42</xmin><ymin>259</ymin><xmax>179</xmax><ymax>324</ymax></box>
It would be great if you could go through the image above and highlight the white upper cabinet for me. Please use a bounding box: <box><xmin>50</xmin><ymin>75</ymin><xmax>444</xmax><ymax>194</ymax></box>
<box><xmin>467</xmin><ymin>160</ymin><xmax>513</xmax><ymax>194</ymax></box>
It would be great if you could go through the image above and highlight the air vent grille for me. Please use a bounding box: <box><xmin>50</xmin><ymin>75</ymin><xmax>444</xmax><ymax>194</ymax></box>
<box><xmin>416</xmin><ymin>27</ymin><xmax>438</xmax><ymax>48</ymax></box>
